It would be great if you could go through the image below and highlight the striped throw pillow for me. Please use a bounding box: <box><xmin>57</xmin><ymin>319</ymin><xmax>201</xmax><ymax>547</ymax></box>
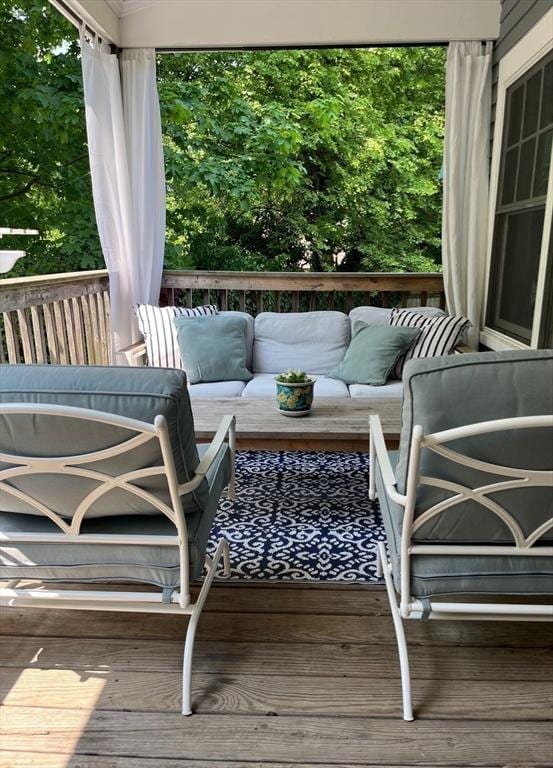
<box><xmin>136</xmin><ymin>304</ymin><xmax>218</xmax><ymax>369</ymax></box>
<box><xmin>389</xmin><ymin>308</ymin><xmax>471</xmax><ymax>379</ymax></box>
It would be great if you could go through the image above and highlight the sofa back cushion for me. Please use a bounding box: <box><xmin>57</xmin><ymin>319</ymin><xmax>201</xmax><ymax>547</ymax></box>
<box><xmin>253</xmin><ymin>311</ymin><xmax>350</xmax><ymax>374</ymax></box>
<box><xmin>0</xmin><ymin>365</ymin><xmax>202</xmax><ymax>519</ymax></box>
<box><xmin>349</xmin><ymin>305</ymin><xmax>445</xmax><ymax>327</ymax></box>
<box><xmin>396</xmin><ymin>350</ymin><xmax>553</xmax><ymax>544</ymax></box>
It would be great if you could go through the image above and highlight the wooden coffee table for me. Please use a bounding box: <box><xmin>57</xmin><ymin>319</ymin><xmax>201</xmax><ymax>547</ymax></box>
<box><xmin>191</xmin><ymin>397</ymin><xmax>401</xmax><ymax>451</ymax></box>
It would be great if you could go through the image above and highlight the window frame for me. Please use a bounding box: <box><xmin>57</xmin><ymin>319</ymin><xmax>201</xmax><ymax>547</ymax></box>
<box><xmin>482</xmin><ymin>8</ymin><xmax>553</xmax><ymax>352</ymax></box>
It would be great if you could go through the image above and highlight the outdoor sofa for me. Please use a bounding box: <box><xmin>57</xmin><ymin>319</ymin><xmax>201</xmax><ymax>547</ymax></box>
<box><xmin>370</xmin><ymin>349</ymin><xmax>553</xmax><ymax>721</ymax></box>
<box><xmin>122</xmin><ymin>305</ymin><xmax>455</xmax><ymax>399</ymax></box>
<box><xmin>0</xmin><ymin>364</ymin><xmax>235</xmax><ymax>715</ymax></box>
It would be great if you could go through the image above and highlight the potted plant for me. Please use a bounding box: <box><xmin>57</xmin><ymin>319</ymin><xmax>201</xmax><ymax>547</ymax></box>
<box><xmin>275</xmin><ymin>369</ymin><xmax>315</xmax><ymax>416</ymax></box>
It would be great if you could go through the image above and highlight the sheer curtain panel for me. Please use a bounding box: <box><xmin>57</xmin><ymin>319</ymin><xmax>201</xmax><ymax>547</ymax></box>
<box><xmin>442</xmin><ymin>41</ymin><xmax>493</xmax><ymax>348</ymax></box>
<box><xmin>80</xmin><ymin>36</ymin><xmax>165</xmax><ymax>359</ymax></box>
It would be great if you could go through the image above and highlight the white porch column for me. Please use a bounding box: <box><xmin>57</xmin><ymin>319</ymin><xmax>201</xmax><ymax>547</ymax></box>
<box><xmin>80</xmin><ymin>35</ymin><xmax>165</xmax><ymax>360</ymax></box>
<box><xmin>442</xmin><ymin>41</ymin><xmax>492</xmax><ymax>348</ymax></box>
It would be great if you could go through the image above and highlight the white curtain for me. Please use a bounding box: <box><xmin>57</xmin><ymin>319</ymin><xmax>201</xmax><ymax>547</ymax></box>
<box><xmin>80</xmin><ymin>35</ymin><xmax>165</xmax><ymax>359</ymax></box>
<box><xmin>442</xmin><ymin>41</ymin><xmax>492</xmax><ymax>348</ymax></box>
<box><xmin>121</xmin><ymin>49</ymin><xmax>165</xmax><ymax>306</ymax></box>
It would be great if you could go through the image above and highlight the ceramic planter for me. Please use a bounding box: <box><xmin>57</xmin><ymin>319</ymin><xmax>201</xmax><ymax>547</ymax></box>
<box><xmin>275</xmin><ymin>378</ymin><xmax>315</xmax><ymax>416</ymax></box>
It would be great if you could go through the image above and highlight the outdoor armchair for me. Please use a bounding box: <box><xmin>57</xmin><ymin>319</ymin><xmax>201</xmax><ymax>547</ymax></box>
<box><xmin>369</xmin><ymin>350</ymin><xmax>553</xmax><ymax>721</ymax></box>
<box><xmin>0</xmin><ymin>364</ymin><xmax>236</xmax><ymax>715</ymax></box>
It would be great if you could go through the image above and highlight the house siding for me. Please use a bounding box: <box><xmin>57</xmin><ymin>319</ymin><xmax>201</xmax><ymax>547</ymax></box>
<box><xmin>491</xmin><ymin>0</ymin><xmax>553</xmax><ymax>137</ymax></box>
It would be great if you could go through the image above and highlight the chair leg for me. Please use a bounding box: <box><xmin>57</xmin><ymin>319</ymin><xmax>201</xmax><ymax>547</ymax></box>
<box><xmin>182</xmin><ymin>537</ymin><xmax>229</xmax><ymax>715</ymax></box>
<box><xmin>377</xmin><ymin>542</ymin><xmax>414</xmax><ymax>721</ymax></box>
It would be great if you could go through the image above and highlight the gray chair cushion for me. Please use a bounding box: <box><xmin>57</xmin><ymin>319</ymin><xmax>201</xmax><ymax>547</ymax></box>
<box><xmin>0</xmin><ymin>364</ymin><xmax>202</xmax><ymax>519</ymax></box>
<box><xmin>0</xmin><ymin>443</ymin><xmax>231</xmax><ymax>585</ymax></box>
<box><xmin>396</xmin><ymin>350</ymin><xmax>553</xmax><ymax>544</ymax></box>
<box><xmin>349</xmin><ymin>305</ymin><xmax>444</xmax><ymax>327</ymax></box>
<box><xmin>375</xmin><ymin>452</ymin><xmax>553</xmax><ymax>598</ymax></box>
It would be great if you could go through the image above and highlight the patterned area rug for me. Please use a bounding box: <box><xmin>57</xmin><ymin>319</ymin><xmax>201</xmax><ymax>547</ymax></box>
<box><xmin>207</xmin><ymin>450</ymin><xmax>385</xmax><ymax>583</ymax></box>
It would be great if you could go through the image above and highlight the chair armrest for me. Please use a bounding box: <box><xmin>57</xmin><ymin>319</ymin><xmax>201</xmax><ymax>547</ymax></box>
<box><xmin>369</xmin><ymin>414</ymin><xmax>396</xmax><ymax>488</ymax></box>
<box><xmin>179</xmin><ymin>416</ymin><xmax>236</xmax><ymax>495</ymax></box>
<box><xmin>118</xmin><ymin>340</ymin><xmax>147</xmax><ymax>366</ymax></box>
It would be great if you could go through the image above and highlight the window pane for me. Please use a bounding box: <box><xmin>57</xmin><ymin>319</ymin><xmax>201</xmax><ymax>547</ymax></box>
<box><xmin>488</xmin><ymin>208</ymin><xmax>545</xmax><ymax>343</ymax></box>
<box><xmin>523</xmin><ymin>71</ymin><xmax>542</xmax><ymax>138</ymax></box>
<box><xmin>534</xmin><ymin>128</ymin><xmax>552</xmax><ymax>197</ymax></box>
<box><xmin>540</xmin><ymin>60</ymin><xmax>552</xmax><ymax>129</ymax></box>
<box><xmin>507</xmin><ymin>85</ymin><xmax>524</xmax><ymax>146</ymax></box>
<box><xmin>516</xmin><ymin>138</ymin><xmax>536</xmax><ymax>201</ymax></box>
<box><xmin>502</xmin><ymin>147</ymin><xmax>519</xmax><ymax>204</ymax></box>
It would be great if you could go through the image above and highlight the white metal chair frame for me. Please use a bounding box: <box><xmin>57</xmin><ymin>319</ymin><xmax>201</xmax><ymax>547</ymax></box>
<box><xmin>0</xmin><ymin>403</ymin><xmax>236</xmax><ymax>715</ymax></box>
<box><xmin>369</xmin><ymin>413</ymin><xmax>553</xmax><ymax>721</ymax></box>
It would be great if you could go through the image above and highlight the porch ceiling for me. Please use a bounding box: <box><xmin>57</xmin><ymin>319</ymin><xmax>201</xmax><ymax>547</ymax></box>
<box><xmin>52</xmin><ymin>0</ymin><xmax>501</xmax><ymax>50</ymax></box>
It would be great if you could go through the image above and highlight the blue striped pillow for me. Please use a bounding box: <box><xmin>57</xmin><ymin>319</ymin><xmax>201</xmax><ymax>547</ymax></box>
<box><xmin>390</xmin><ymin>308</ymin><xmax>471</xmax><ymax>378</ymax></box>
<box><xmin>136</xmin><ymin>304</ymin><xmax>218</xmax><ymax>369</ymax></box>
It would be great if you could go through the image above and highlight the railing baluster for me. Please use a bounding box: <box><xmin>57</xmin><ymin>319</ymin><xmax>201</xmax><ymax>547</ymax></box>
<box><xmin>4</xmin><ymin>312</ymin><xmax>20</xmax><ymax>363</ymax></box>
<box><xmin>30</xmin><ymin>306</ymin><xmax>47</xmax><ymax>364</ymax></box>
<box><xmin>70</xmin><ymin>298</ymin><xmax>86</xmax><ymax>364</ymax></box>
<box><xmin>63</xmin><ymin>299</ymin><xmax>79</xmax><ymax>364</ymax></box>
<box><xmin>17</xmin><ymin>308</ymin><xmax>34</xmax><ymax>364</ymax></box>
<box><xmin>42</xmin><ymin>303</ymin><xmax>60</xmax><ymax>364</ymax></box>
<box><xmin>52</xmin><ymin>301</ymin><xmax>69</xmax><ymax>364</ymax></box>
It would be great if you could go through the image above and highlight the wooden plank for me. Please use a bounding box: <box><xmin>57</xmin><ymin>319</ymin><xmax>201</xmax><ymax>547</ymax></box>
<box><xmin>3</xmin><ymin>635</ymin><xmax>550</xmax><ymax>682</ymax></box>
<box><xmin>51</xmin><ymin>301</ymin><xmax>69</xmax><ymax>364</ymax></box>
<box><xmin>16</xmin><ymin>309</ymin><xmax>34</xmax><ymax>363</ymax></box>
<box><xmin>291</xmin><ymin>291</ymin><xmax>300</xmax><ymax>311</ymax></box>
<box><xmin>161</xmin><ymin>270</ymin><xmax>445</xmax><ymax>295</ymax></box>
<box><xmin>70</xmin><ymin>298</ymin><xmax>86</xmax><ymax>364</ymax></box>
<box><xmin>0</xmin><ymin>321</ymin><xmax>6</xmax><ymax>364</ymax></box>
<box><xmin>0</xmin><ymin>271</ymin><xmax>109</xmax><ymax>313</ymax></box>
<box><xmin>80</xmin><ymin>294</ymin><xmax>95</xmax><ymax>365</ymax></box>
<box><xmin>256</xmin><ymin>290</ymin><xmax>264</xmax><ymax>313</ymax></box>
<box><xmin>3</xmin><ymin>311</ymin><xmax>20</xmax><ymax>363</ymax></box>
<box><xmin>62</xmin><ymin>300</ymin><xmax>78</xmax><ymax>365</ymax></box>
<box><xmin>2</xmin><ymin>707</ymin><xmax>552</xmax><ymax>764</ymax></box>
<box><xmin>94</xmin><ymin>292</ymin><xmax>109</xmax><ymax>365</ymax></box>
<box><xmin>41</xmin><ymin>303</ymin><xmax>59</xmax><ymax>364</ymax></box>
<box><xmin>101</xmin><ymin>290</ymin><xmax>112</xmax><ymax>363</ymax></box>
<box><xmin>0</xmin><ymin>754</ymin><xmax>500</xmax><ymax>768</ymax></box>
<box><xmin>2</xmin><ymin>667</ymin><xmax>550</xmax><ymax>721</ymax></box>
<box><xmin>30</xmin><ymin>305</ymin><xmax>47</xmax><ymax>364</ymax></box>
<box><xmin>2</xmin><ymin>607</ymin><xmax>552</xmax><ymax>647</ymax></box>
<box><xmin>86</xmin><ymin>294</ymin><xmax>101</xmax><ymax>364</ymax></box>
<box><xmin>191</xmin><ymin>397</ymin><xmax>400</xmax><ymax>440</ymax></box>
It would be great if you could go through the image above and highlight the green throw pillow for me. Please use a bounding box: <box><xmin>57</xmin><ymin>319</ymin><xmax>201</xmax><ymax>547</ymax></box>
<box><xmin>173</xmin><ymin>314</ymin><xmax>252</xmax><ymax>384</ymax></box>
<box><xmin>329</xmin><ymin>322</ymin><xmax>421</xmax><ymax>385</ymax></box>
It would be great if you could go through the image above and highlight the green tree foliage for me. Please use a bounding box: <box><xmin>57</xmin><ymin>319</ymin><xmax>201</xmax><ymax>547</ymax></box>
<box><xmin>159</xmin><ymin>47</ymin><xmax>445</xmax><ymax>273</ymax></box>
<box><xmin>0</xmin><ymin>1</ymin><xmax>445</xmax><ymax>278</ymax></box>
<box><xmin>0</xmin><ymin>0</ymin><xmax>102</xmax><ymax>276</ymax></box>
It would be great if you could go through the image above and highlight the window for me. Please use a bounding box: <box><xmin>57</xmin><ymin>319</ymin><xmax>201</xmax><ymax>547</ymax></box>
<box><xmin>483</xmin><ymin>13</ymin><xmax>553</xmax><ymax>351</ymax></box>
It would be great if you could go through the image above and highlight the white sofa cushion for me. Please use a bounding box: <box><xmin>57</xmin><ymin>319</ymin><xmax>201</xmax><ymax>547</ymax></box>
<box><xmin>348</xmin><ymin>381</ymin><xmax>404</xmax><ymax>400</ymax></box>
<box><xmin>242</xmin><ymin>373</ymin><xmax>350</xmax><ymax>398</ymax></box>
<box><xmin>188</xmin><ymin>381</ymin><xmax>246</xmax><ymax>398</ymax></box>
<box><xmin>253</xmin><ymin>311</ymin><xmax>350</xmax><ymax>374</ymax></box>
<box><xmin>349</xmin><ymin>305</ymin><xmax>445</xmax><ymax>329</ymax></box>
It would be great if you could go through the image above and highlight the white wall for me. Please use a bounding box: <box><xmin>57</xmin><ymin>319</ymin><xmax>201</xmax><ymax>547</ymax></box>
<box><xmin>56</xmin><ymin>0</ymin><xmax>501</xmax><ymax>49</ymax></box>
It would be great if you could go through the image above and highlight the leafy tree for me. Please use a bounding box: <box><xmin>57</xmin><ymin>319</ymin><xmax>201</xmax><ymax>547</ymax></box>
<box><xmin>0</xmin><ymin>1</ymin><xmax>445</xmax><ymax>278</ymax></box>
<box><xmin>158</xmin><ymin>47</ymin><xmax>445</xmax><ymax>273</ymax></box>
<box><xmin>0</xmin><ymin>0</ymin><xmax>102</xmax><ymax>276</ymax></box>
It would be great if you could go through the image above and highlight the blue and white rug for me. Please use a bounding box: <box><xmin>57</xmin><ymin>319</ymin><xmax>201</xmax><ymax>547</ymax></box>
<box><xmin>208</xmin><ymin>451</ymin><xmax>385</xmax><ymax>583</ymax></box>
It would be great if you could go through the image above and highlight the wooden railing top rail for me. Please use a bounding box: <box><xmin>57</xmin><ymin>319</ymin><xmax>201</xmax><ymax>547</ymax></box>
<box><xmin>0</xmin><ymin>270</ymin><xmax>109</xmax><ymax>313</ymax></box>
<box><xmin>161</xmin><ymin>270</ymin><xmax>444</xmax><ymax>293</ymax></box>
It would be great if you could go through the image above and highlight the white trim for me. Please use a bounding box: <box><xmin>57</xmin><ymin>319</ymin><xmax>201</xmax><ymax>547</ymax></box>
<box><xmin>481</xmin><ymin>8</ymin><xmax>553</xmax><ymax>350</ymax></box>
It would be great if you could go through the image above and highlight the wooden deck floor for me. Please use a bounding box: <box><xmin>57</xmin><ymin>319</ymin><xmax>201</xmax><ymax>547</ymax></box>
<box><xmin>1</xmin><ymin>582</ymin><xmax>552</xmax><ymax>767</ymax></box>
